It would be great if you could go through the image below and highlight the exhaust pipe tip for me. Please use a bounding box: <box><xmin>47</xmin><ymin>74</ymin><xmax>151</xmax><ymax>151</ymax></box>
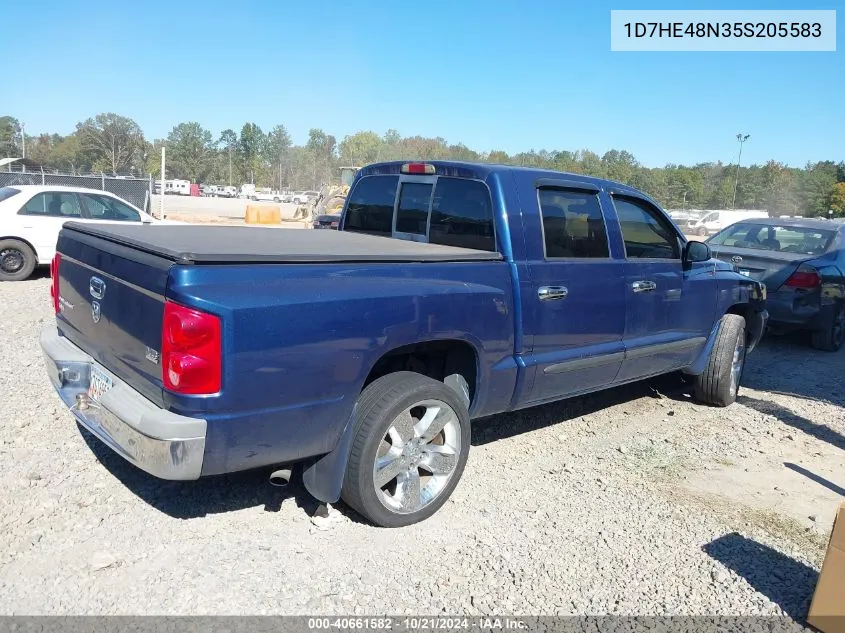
<box><xmin>269</xmin><ymin>468</ymin><xmax>292</xmax><ymax>488</ymax></box>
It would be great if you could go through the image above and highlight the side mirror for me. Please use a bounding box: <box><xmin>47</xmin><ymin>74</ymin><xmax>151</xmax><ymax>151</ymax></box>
<box><xmin>684</xmin><ymin>240</ymin><xmax>711</xmax><ymax>265</ymax></box>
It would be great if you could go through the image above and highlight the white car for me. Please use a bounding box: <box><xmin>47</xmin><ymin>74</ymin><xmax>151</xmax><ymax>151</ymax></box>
<box><xmin>292</xmin><ymin>190</ymin><xmax>319</xmax><ymax>205</ymax></box>
<box><xmin>0</xmin><ymin>185</ymin><xmax>170</xmax><ymax>282</ymax></box>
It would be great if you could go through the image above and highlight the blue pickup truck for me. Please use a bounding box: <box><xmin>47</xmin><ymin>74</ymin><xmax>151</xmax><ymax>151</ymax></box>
<box><xmin>40</xmin><ymin>160</ymin><xmax>768</xmax><ymax>527</ymax></box>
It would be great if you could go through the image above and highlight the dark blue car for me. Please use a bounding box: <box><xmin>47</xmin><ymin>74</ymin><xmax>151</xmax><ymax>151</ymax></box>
<box><xmin>707</xmin><ymin>217</ymin><xmax>845</xmax><ymax>351</ymax></box>
<box><xmin>40</xmin><ymin>160</ymin><xmax>767</xmax><ymax>527</ymax></box>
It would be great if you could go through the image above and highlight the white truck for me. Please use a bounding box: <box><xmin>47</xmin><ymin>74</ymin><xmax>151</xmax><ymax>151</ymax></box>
<box><xmin>687</xmin><ymin>210</ymin><xmax>769</xmax><ymax>237</ymax></box>
<box><xmin>252</xmin><ymin>188</ymin><xmax>285</xmax><ymax>203</ymax></box>
<box><xmin>164</xmin><ymin>179</ymin><xmax>191</xmax><ymax>196</ymax></box>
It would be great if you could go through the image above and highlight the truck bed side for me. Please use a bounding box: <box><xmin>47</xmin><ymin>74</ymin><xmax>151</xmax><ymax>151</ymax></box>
<box><xmin>165</xmin><ymin>262</ymin><xmax>516</xmax><ymax>475</ymax></box>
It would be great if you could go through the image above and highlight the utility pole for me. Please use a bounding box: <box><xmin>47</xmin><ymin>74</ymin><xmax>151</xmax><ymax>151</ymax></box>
<box><xmin>20</xmin><ymin>122</ymin><xmax>25</xmax><ymax>159</ymax></box>
<box><xmin>159</xmin><ymin>146</ymin><xmax>166</xmax><ymax>220</ymax></box>
<box><xmin>228</xmin><ymin>144</ymin><xmax>232</xmax><ymax>186</ymax></box>
<box><xmin>732</xmin><ymin>133</ymin><xmax>750</xmax><ymax>209</ymax></box>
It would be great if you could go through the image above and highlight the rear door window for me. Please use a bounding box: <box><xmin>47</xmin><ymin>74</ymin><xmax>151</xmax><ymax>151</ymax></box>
<box><xmin>342</xmin><ymin>175</ymin><xmax>399</xmax><ymax>237</ymax></box>
<box><xmin>18</xmin><ymin>192</ymin><xmax>82</xmax><ymax>217</ymax></box>
<box><xmin>538</xmin><ymin>188</ymin><xmax>609</xmax><ymax>258</ymax></box>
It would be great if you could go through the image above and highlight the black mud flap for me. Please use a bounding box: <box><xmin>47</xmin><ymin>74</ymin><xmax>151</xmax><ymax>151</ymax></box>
<box><xmin>301</xmin><ymin>404</ymin><xmax>358</xmax><ymax>504</ymax></box>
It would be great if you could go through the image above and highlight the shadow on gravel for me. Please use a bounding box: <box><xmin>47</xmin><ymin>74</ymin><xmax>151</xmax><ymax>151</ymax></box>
<box><xmin>738</xmin><ymin>395</ymin><xmax>845</xmax><ymax>453</ymax></box>
<box><xmin>784</xmin><ymin>462</ymin><xmax>845</xmax><ymax>497</ymax></box>
<box><xmin>703</xmin><ymin>533</ymin><xmax>818</xmax><ymax>623</ymax></box>
<box><xmin>742</xmin><ymin>334</ymin><xmax>845</xmax><ymax>407</ymax></box>
<box><xmin>470</xmin><ymin>372</ymin><xmax>688</xmax><ymax>446</ymax></box>
<box><xmin>77</xmin><ymin>424</ymin><xmax>324</xmax><ymax>520</ymax></box>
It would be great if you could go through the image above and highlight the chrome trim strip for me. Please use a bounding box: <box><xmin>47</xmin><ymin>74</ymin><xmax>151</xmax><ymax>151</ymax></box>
<box><xmin>544</xmin><ymin>351</ymin><xmax>625</xmax><ymax>374</ymax></box>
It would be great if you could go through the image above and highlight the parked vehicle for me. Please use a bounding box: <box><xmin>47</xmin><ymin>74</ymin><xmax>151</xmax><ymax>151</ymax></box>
<box><xmin>201</xmin><ymin>185</ymin><xmax>219</xmax><ymax>197</ymax></box>
<box><xmin>164</xmin><ymin>179</ymin><xmax>191</xmax><ymax>196</ymax></box>
<box><xmin>687</xmin><ymin>210</ymin><xmax>768</xmax><ymax>237</ymax></box>
<box><xmin>707</xmin><ymin>217</ymin><xmax>845</xmax><ymax>351</ymax></box>
<box><xmin>217</xmin><ymin>186</ymin><xmax>238</xmax><ymax>198</ymax></box>
<box><xmin>40</xmin><ymin>160</ymin><xmax>767</xmax><ymax>527</ymax></box>
<box><xmin>253</xmin><ymin>189</ymin><xmax>284</xmax><ymax>203</ymax></box>
<box><xmin>293</xmin><ymin>190</ymin><xmax>318</xmax><ymax>205</ymax></box>
<box><xmin>0</xmin><ymin>185</ymin><xmax>179</xmax><ymax>282</ymax></box>
<box><xmin>239</xmin><ymin>184</ymin><xmax>256</xmax><ymax>199</ymax></box>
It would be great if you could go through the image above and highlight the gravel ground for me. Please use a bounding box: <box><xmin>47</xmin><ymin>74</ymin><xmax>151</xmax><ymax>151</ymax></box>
<box><xmin>0</xmin><ymin>275</ymin><xmax>842</xmax><ymax>619</ymax></box>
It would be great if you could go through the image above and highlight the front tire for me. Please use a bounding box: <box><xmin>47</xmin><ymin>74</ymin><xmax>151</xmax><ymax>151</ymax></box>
<box><xmin>811</xmin><ymin>303</ymin><xmax>845</xmax><ymax>352</ymax></box>
<box><xmin>694</xmin><ymin>313</ymin><xmax>747</xmax><ymax>407</ymax></box>
<box><xmin>697</xmin><ymin>227</ymin><xmax>708</xmax><ymax>237</ymax></box>
<box><xmin>341</xmin><ymin>372</ymin><xmax>471</xmax><ymax>528</ymax></box>
<box><xmin>0</xmin><ymin>239</ymin><xmax>37</xmax><ymax>282</ymax></box>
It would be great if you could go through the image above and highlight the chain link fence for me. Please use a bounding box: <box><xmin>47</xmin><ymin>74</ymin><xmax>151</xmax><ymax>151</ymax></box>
<box><xmin>0</xmin><ymin>169</ymin><xmax>152</xmax><ymax>212</ymax></box>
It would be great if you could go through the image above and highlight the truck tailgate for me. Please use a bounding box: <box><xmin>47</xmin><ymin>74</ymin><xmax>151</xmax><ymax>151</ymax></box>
<box><xmin>55</xmin><ymin>226</ymin><xmax>171</xmax><ymax>407</ymax></box>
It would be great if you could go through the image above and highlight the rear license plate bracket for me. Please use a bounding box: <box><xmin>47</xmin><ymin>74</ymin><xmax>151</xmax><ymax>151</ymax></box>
<box><xmin>88</xmin><ymin>366</ymin><xmax>113</xmax><ymax>402</ymax></box>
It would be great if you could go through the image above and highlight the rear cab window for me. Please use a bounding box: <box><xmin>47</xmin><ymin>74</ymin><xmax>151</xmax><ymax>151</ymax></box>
<box><xmin>0</xmin><ymin>187</ymin><xmax>20</xmax><ymax>203</ymax></box>
<box><xmin>342</xmin><ymin>172</ymin><xmax>496</xmax><ymax>252</ymax></box>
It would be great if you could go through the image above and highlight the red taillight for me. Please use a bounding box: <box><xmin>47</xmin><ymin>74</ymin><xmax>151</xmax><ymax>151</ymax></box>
<box><xmin>49</xmin><ymin>254</ymin><xmax>61</xmax><ymax>314</ymax></box>
<box><xmin>162</xmin><ymin>301</ymin><xmax>222</xmax><ymax>395</ymax></box>
<box><xmin>400</xmin><ymin>162</ymin><xmax>435</xmax><ymax>175</ymax></box>
<box><xmin>784</xmin><ymin>266</ymin><xmax>821</xmax><ymax>289</ymax></box>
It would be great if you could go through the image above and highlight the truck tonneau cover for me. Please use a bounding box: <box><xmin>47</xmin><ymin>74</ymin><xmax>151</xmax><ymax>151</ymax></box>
<box><xmin>61</xmin><ymin>222</ymin><xmax>503</xmax><ymax>263</ymax></box>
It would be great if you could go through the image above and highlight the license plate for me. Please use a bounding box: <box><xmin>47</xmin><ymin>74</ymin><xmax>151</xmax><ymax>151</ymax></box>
<box><xmin>88</xmin><ymin>366</ymin><xmax>113</xmax><ymax>402</ymax></box>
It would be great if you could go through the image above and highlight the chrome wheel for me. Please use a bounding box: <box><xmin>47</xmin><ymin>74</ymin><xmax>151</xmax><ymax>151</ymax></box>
<box><xmin>0</xmin><ymin>248</ymin><xmax>24</xmax><ymax>274</ymax></box>
<box><xmin>373</xmin><ymin>399</ymin><xmax>461</xmax><ymax>515</ymax></box>
<box><xmin>729</xmin><ymin>335</ymin><xmax>746</xmax><ymax>396</ymax></box>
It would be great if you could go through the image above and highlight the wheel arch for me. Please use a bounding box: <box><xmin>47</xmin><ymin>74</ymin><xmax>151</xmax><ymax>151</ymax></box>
<box><xmin>302</xmin><ymin>337</ymin><xmax>480</xmax><ymax>506</ymax></box>
<box><xmin>0</xmin><ymin>235</ymin><xmax>39</xmax><ymax>261</ymax></box>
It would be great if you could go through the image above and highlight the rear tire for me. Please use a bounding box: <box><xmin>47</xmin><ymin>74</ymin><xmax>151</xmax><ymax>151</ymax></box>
<box><xmin>0</xmin><ymin>239</ymin><xmax>37</xmax><ymax>282</ymax></box>
<box><xmin>694</xmin><ymin>313</ymin><xmax>747</xmax><ymax>407</ymax></box>
<box><xmin>811</xmin><ymin>303</ymin><xmax>845</xmax><ymax>352</ymax></box>
<box><xmin>341</xmin><ymin>372</ymin><xmax>471</xmax><ymax>528</ymax></box>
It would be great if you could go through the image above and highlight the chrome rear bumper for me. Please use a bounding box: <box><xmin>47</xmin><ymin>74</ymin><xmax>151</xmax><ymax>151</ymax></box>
<box><xmin>40</xmin><ymin>326</ymin><xmax>206</xmax><ymax>480</ymax></box>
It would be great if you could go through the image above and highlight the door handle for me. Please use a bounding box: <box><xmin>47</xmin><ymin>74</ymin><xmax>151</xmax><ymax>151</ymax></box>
<box><xmin>538</xmin><ymin>286</ymin><xmax>568</xmax><ymax>301</ymax></box>
<box><xmin>632</xmin><ymin>281</ymin><xmax>657</xmax><ymax>293</ymax></box>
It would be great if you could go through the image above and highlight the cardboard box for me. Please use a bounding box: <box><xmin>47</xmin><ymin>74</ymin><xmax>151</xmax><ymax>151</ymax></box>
<box><xmin>807</xmin><ymin>502</ymin><xmax>845</xmax><ymax>633</ymax></box>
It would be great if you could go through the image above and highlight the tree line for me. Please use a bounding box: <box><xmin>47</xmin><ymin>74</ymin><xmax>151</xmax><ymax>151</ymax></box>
<box><xmin>1</xmin><ymin>114</ymin><xmax>843</xmax><ymax>217</ymax></box>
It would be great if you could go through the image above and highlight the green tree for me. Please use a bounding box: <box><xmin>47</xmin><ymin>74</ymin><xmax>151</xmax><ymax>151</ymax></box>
<box><xmin>800</xmin><ymin>161</ymin><xmax>838</xmax><ymax>216</ymax></box>
<box><xmin>76</xmin><ymin>113</ymin><xmax>144</xmax><ymax>174</ymax></box>
<box><xmin>51</xmin><ymin>134</ymin><xmax>89</xmax><ymax>173</ymax></box>
<box><xmin>239</xmin><ymin>123</ymin><xmax>265</xmax><ymax>184</ymax></box>
<box><xmin>265</xmin><ymin>124</ymin><xmax>292</xmax><ymax>189</ymax></box>
<box><xmin>339</xmin><ymin>131</ymin><xmax>383</xmax><ymax>166</ymax></box>
<box><xmin>0</xmin><ymin>116</ymin><xmax>22</xmax><ymax>157</ymax></box>
<box><xmin>166</xmin><ymin>122</ymin><xmax>213</xmax><ymax>182</ymax></box>
<box><xmin>486</xmin><ymin>150</ymin><xmax>510</xmax><ymax>164</ymax></box>
<box><xmin>218</xmin><ymin>129</ymin><xmax>238</xmax><ymax>186</ymax></box>
<box><xmin>602</xmin><ymin>149</ymin><xmax>638</xmax><ymax>184</ymax></box>
<box><xmin>828</xmin><ymin>182</ymin><xmax>845</xmax><ymax>217</ymax></box>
